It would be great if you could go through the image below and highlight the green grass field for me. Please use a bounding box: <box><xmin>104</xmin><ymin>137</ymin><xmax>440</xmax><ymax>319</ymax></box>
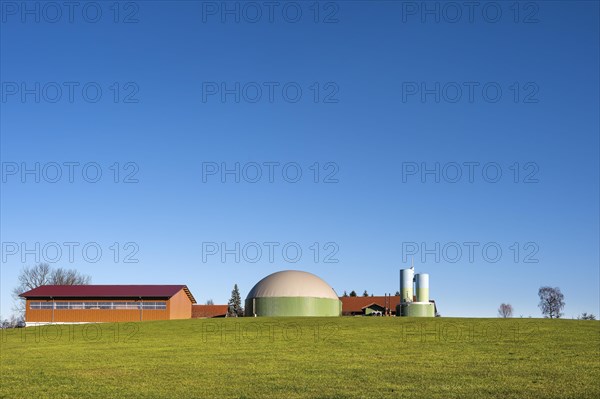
<box><xmin>1</xmin><ymin>317</ymin><xmax>598</xmax><ymax>399</ymax></box>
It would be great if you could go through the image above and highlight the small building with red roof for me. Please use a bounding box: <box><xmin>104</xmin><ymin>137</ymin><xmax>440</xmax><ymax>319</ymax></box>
<box><xmin>340</xmin><ymin>296</ymin><xmax>402</xmax><ymax>316</ymax></box>
<box><xmin>192</xmin><ymin>304</ymin><xmax>229</xmax><ymax>318</ymax></box>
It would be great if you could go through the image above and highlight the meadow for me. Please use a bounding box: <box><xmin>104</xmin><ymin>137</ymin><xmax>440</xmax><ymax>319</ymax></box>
<box><xmin>1</xmin><ymin>317</ymin><xmax>598</xmax><ymax>398</ymax></box>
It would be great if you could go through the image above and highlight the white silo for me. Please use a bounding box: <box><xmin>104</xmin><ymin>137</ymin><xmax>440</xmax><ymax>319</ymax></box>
<box><xmin>415</xmin><ymin>273</ymin><xmax>429</xmax><ymax>302</ymax></box>
<box><xmin>399</xmin><ymin>268</ymin><xmax>414</xmax><ymax>303</ymax></box>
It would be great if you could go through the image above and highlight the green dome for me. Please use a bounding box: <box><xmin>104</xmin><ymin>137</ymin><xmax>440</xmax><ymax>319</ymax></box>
<box><xmin>245</xmin><ymin>270</ymin><xmax>341</xmax><ymax>317</ymax></box>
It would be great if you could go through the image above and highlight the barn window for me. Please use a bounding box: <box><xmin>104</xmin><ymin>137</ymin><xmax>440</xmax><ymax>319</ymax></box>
<box><xmin>30</xmin><ymin>302</ymin><xmax>52</xmax><ymax>309</ymax></box>
<box><xmin>141</xmin><ymin>302</ymin><xmax>167</xmax><ymax>310</ymax></box>
<box><xmin>29</xmin><ymin>300</ymin><xmax>167</xmax><ymax>310</ymax></box>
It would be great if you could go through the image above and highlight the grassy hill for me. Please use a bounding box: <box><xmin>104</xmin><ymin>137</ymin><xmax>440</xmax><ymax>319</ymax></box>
<box><xmin>1</xmin><ymin>317</ymin><xmax>598</xmax><ymax>398</ymax></box>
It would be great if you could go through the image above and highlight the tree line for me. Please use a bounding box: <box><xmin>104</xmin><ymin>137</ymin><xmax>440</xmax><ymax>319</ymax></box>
<box><xmin>498</xmin><ymin>286</ymin><xmax>595</xmax><ymax>320</ymax></box>
<box><xmin>341</xmin><ymin>290</ymin><xmax>401</xmax><ymax>297</ymax></box>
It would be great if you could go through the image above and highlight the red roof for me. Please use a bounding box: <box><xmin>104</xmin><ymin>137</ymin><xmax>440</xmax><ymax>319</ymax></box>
<box><xmin>340</xmin><ymin>296</ymin><xmax>401</xmax><ymax>314</ymax></box>
<box><xmin>192</xmin><ymin>305</ymin><xmax>229</xmax><ymax>318</ymax></box>
<box><xmin>19</xmin><ymin>285</ymin><xmax>196</xmax><ymax>303</ymax></box>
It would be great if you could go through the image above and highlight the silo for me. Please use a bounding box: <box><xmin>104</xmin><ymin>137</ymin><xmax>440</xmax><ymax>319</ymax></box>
<box><xmin>399</xmin><ymin>268</ymin><xmax>414</xmax><ymax>303</ymax></box>
<box><xmin>415</xmin><ymin>273</ymin><xmax>429</xmax><ymax>302</ymax></box>
<box><xmin>244</xmin><ymin>270</ymin><xmax>342</xmax><ymax>317</ymax></box>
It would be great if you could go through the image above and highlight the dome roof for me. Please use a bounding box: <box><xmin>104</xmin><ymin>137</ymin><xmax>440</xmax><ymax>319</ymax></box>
<box><xmin>246</xmin><ymin>270</ymin><xmax>339</xmax><ymax>300</ymax></box>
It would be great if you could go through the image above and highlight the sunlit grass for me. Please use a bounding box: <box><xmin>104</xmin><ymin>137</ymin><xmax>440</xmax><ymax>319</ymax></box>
<box><xmin>1</xmin><ymin>317</ymin><xmax>598</xmax><ymax>398</ymax></box>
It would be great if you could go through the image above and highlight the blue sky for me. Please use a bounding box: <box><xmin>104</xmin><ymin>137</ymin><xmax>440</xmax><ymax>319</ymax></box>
<box><xmin>1</xmin><ymin>1</ymin><xmax>598</xmax><ymax>318</ymax></box>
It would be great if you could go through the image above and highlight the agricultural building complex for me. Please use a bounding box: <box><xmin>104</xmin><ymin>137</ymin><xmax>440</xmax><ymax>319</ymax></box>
<box><xmin>19</xmin><ymin>267</ymin><xmax>437</xmax><ymax>325</ymax></box>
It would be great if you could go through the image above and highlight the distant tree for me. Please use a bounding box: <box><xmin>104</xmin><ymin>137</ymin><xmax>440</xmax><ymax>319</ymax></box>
<box><xmin>395</xmin><ymin>291</ymin><xmax>400</xmax><ymax>296</ymax></box>
<box><xmin>349</xmin><ymin>290</ymin><xmax>357</xmax><ymax>297</ymax></box>
<box><xmin>498</xmin><ymin>303</ymin><xmax>513</xmax><ymax>318</ymax></box>
<box><xmin>0</xmin><ymin>314</ymin><xmax>25</xmax><ymax>328</ymax></box>
<box><xmin>227</xmin><ymin>284</ymin><xmax>243</xmax><ymax>317</ymax></box>
<box><xmin>362</xmin><ymin>290</ymin><xmax>369</xmax><ymax>297</ymax></box>
<box><xmin>12</xmin><ymin>263</ymin><xmax>91</xmax><ymax>317</ymax></box>
<box><xmin>342</xmin><ymin>291</ymin><xmax>348</xmax><ymax>297</ymax></box>
<box><xmin>205</xmin><ymin>299</ymin><xmax>215</xmax><ymax>305</ymax></box>
<box><xmin>50</xmin><ymin>268</ymin><xmax>91</xmax><ymax>285</ymax></box>
<box><xmin>538</xmin><ymin>286</ymin><xmax>565</xmax><ymax>319</ymax></box>
<box><xmin>577</xmin><ymin>313</ymin><xmax>596</xmax><ymax>320</ymax></box>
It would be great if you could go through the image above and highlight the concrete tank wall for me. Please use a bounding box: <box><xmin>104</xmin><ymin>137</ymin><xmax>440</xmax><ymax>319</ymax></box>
<box><xmin>245</xmin><ymin>296</ymin><xmax>342</xmax><ymax>317</ymax></box>
<box><xmin>397</xmin><ymin>302</ymin><xmax>435</xmax><ymax>317</ymax></box>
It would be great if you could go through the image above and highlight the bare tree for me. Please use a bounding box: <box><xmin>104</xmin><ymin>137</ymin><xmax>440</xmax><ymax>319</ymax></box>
<box><xmin>12</xmin><ymin>263</ymin><xmax>52</xmax><ymax>294</ymax></box>
<box><xmin>205</xmin><ymin>299</ymin><xmax>215</xmax><ymax>305</ymax></box>
<box><xmin>12</xmin><ymin>263</ymin><xmax>91</xmax><ymax>316</ymax></box>
<box><xmin>50</xmin><ymin>268</ymin><xmax>91</xmax><ymax>285</ymax></box>
<box><xmin>498</xmin><ymin>303</ymin><xmax>513</xmax><ymax>318</ymax></box>
<box><xmin>11</xmin><ymin>263</ymin><xmax>51</xmax><ymax>313</ymax></box>
<box><xmin>538</xmin><ymin>286</ymin><xmax>565</xmax><ymax>318</ymax></box>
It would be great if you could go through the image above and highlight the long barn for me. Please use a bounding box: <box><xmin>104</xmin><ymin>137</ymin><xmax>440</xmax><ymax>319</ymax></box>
<box><xmin>19</xmin><ymin>285</ymin><xmax>196</xmax><ymax>326</ymax></box>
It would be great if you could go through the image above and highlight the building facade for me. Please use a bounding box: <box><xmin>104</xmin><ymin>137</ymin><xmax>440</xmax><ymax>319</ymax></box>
<box><xmin>20</xmin><ymin>285</ymin><xmax>196</xmax><ymax>326</ymax></box>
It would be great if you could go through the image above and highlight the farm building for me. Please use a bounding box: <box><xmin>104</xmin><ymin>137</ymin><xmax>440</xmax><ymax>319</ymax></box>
<box><xmin>339</xmin><ymin>296</ymin><xmax>437</xmax><ymax>316</ymax></box>
<box><xmin>245</xmin><ymin>270</ymin><xmax>342</xmax><ymax>317</ymax></box>
<box><xmin>339</xmin><ymin>296</ymin><xmax>401</xmax><ymax>316</ymax></box>
<box><xmin>192</xmin><ymin>304</ymin><xmax>229</xmax><ymax>318</ymax></box>
<box><xmin>20</xmin><ymin>285</ymin><xmax>196</xmax><ymax>326</ymax></box>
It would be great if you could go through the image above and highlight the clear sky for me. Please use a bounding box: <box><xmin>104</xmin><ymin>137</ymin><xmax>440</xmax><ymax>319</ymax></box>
<box><xmin>1</xmin><ymin>1</ymin><xmax>598</xmax><ymax>318</ymax></box>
